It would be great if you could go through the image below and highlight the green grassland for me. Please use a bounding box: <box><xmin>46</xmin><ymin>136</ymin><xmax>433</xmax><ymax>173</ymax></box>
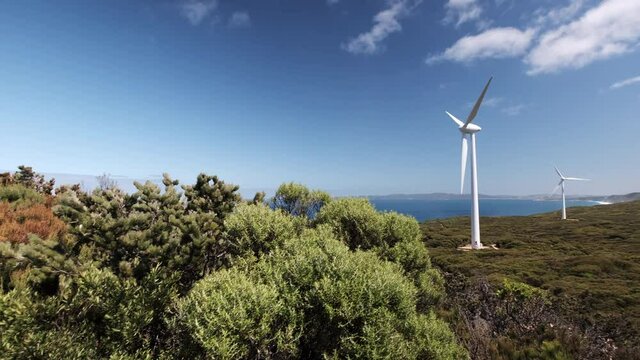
<box><xmin>422</xmin><ymin>200</ymin><xmax>640</xmax><ymax>346</ymax></box>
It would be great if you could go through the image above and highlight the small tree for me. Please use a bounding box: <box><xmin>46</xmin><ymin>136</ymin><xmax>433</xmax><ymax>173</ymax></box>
<box><xmin>250</xmin><ymin>191</ymin><xmax>266</xmax><ymax>205</ymax></box>
<box><xmin>1</xmin><ymin>166</ymin><xmax>56</xmax><ymax>195</ymax></box>
<box><xmin>96</xmin><ymin>173</ymin><xmax>118</xmax><ymax>191</ymax></box>
<box><xmin>272</xmin><ymin>182</ymin><xmax>331</xmax><ymax>218</ymax></box>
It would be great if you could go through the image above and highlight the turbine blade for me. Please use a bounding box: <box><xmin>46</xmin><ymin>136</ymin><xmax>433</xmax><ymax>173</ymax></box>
<box><xmin>460</xmin><ymin>134</ymin><xmax>468</xmax><ymax>194</ymax></box>
<box><xmin>446</xmin><ymin>111</ymin><xmax>464</xmax><ymax>127</ymax></box>
<box><xmin>551</xmin><ymin>180</ymin><xmax>563</xmax><ymax>196</ymax></box>
<box><xmin>564</xmin><ymin>177</ymin><xmax>590</xmax><ymax>181</ymax></box>
<box><xmin>554</xmin><ymin>166</ymin><xmax>564</xmax><ymax>179</ymax></box>
<box><xmin>465</xmin><ymin>77</ymin><xmax>493</xmax><ymax>125</ymax></box>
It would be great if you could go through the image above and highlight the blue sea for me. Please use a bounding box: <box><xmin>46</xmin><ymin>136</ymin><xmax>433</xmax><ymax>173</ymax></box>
<box><xmin>368</xmin><ymin>199</ymin><xmax>598</xmax><ymax>222</ymax></box>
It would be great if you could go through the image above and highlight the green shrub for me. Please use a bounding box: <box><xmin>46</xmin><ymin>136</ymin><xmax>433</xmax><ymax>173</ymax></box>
<box><xmin>381</xmin><ymin>211</ymin><xmax>423</xmax><ymax>247</ymax></box>
<box><xmin>177</xmin><ymin>268</ymin><xmax>300</xmax><ymax>359</ymax></box>
<box><xmin>497</xmin><ymin>278</ymin><xmax>549</xmax><ymax>303</ymax></box>
<box><xmin>0</xmin><ymin>184</ymin><xmax>44</xmax><ymax>207</ymax></box>
<box><xmin>51</xmin><ymin>173</ymin><xmax>241</xmax><ymax>288</ymax></box>
<box><xmin>180</xmin><ymin>227</ymin><xmax>467</xmax><ymax>359</ymax></box>
<box><xmin>385</xmin><ymin>236</ymin><xmax>432</xmax><ymax>276</ymax></box>
<box><xmin>314</xmin><ymin>198</ymin><xmax>384</xmax><ymax>250</ymax></box>
<box><xmin>223</xmin><ymin>203</ymin><xmax>296</xmax><ymax>260</ymax></box>
<box><xmin>416</xmin><ymin>268</ymin><xmax>446</xmax><ymax>309</ymax></box>
<box><xmin>0</xmin><ymin>266</ymin><xmax>181</xmax><ymax>359</ymax></box>
<box><xmin>315</xmin><ymin>198</ymin><xmax>445</xmax><ymax>312</ymax></box>
<box><xmin>1</xmin><ymin>176</ymin><xmax>464</xmax><ymax>359</ymax></box>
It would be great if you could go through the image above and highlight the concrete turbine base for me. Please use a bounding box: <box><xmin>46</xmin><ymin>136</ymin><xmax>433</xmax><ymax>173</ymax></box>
<box><xmin>457</xmin><ymin>243</ymin><xmax>499</xmax><ymax>251</ymax></box>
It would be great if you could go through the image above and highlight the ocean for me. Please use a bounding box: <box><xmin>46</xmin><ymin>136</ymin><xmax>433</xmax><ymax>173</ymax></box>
<box><xmin>368</xmin><ymin>198</ymin><xmax>598</xmax><ymax>222</ymax></box>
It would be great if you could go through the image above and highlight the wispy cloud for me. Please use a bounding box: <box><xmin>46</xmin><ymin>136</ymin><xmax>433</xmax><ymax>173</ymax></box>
<box><xmin>228</xmin><ymin>11</ymin><xmax>251</xmax><ymax>29</ymax></box>
<box><xmin>467</xmin><ymin>96</ymin><xmax>503</xmax><ymax>108</ymax></box>
<box><xmin>483</xmin><ymin>97</ymin><xmax>504</xmax><ymax>107</ymax></box>
<box><xmin>610</xmin><ymin>75</ymin><xmax>640</xmax><ymax>90</ymax></box>
<box><xmin>180</xmin><ymin>0</ymin><xmax>218</xmax><ymax>26</ymax></box>
<box><xmin>443</xmin><ymin>0</ymin><xmax>483</xmax><ymax>27</ymax></box>
<box><xmin>534</xmin><ymin>0</ymin><xmax>585</xmax><ymax>26</ymax></box>
<box><xmin>343</xmin><ymin>0</ymin><xmax>422</xmax><ymax>55</ymax></box>
<box><xmin>465</xmin><ymin>96</ymin><xmax>524</xmax><ymax>116</ymax></box>
<box><xmin>526</xmin><ymin>0</ymin><xmax>640</xmax><ymax>75</ymax></box>
<box><xmin>501</xmin><ymin>104</ymin><xmax>525</xmax><ymax>116</ymax></box>
<box><xmin>426</xmin><ymin>27</ymin><xmax>535</xmax><ymax>64</ymax></box>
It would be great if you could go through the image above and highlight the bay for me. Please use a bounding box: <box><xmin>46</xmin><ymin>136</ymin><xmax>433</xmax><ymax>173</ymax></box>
<box><xmin>368</xmin><ymin>198</ymin><xmax>598</xmax><ymax>222</ymax></box>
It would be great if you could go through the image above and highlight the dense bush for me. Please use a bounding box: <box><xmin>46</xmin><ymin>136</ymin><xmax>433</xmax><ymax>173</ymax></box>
<box><xmin>0</xmin><ymin>168</ymin><xmax>464</xmax><ymax>359</ymax></box>
<box><xmin>178</xmin><ymin>227</ymin><xmax>466</xmax><ymax>359</ymax></box>
<box><xmin>223</xmin><ymin>203</ymin><xmax>297</xmax><ymax>261</ymax></box>
<box><xmin>0</xmin><ymin>185</ymin><xmax>45</xmax><ymax>206</ymax></box>
<box><xmin>315</xmin><ymin>198</ymin><xmax>445</xmax><ymax>309</ymax></box>
<box><xmin>0</xmin><ymin>266</ymin><xmax>180</xmax><ymax>359</ymax></box>
<box><xmin>50</xmin><ymin>173</ymin><xmax>241</xmax><ymax>289</ymax></box>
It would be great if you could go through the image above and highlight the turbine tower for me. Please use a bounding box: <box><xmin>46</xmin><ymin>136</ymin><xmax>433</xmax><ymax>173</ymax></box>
<box><xmin>445</xmin><ymin>77</ymin><xmax>492</xmax><ymax>249</ymax></box>
<box><xmin>553</xmin><ymin>167</ymin><xmax>590</xmax><ymax>220</ymax></box>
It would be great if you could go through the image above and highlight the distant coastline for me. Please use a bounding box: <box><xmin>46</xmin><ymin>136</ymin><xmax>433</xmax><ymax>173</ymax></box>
<box><xmin>365</xmin><ymin>192</ymin><xmax>640</xmax><ymax>204</ymax></box>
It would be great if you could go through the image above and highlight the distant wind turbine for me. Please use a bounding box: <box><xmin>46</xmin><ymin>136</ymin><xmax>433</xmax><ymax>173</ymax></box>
<box><xmin>445</xmin><ymin>77</ymin><xmax>492</xmax><ymax>249</ymax></box>
<box><xmin>552</xmin><ymin>166</ymin><xmax>590</xmax><ymax>220</ymax></box>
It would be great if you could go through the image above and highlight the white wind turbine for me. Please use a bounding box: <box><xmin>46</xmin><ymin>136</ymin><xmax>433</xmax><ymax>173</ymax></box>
<box><xmin>552</xmin><ymin>167</ymin><xmax>590</xmax><ymax>220</ymax></box>
<box><xmin>445</xmin><ymin>77</ymin><xmax>492</xmax><ymax>250</ymax></box>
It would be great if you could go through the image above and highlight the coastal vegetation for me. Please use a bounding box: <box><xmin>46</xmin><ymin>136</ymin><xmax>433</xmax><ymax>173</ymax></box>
<box><xmin>1</xmin><ymin>166</ymin><xmax>638</xmax><ymax>359</ymax></box>
<box><xmin>423</xmin><ymin>201</ymin><xmax>640</xmax><ymax>359</ymax></box>
<box><xmin>0</xmin><ymin>167</ymin><xmax>465</xmax><ymax>359</ymax></box>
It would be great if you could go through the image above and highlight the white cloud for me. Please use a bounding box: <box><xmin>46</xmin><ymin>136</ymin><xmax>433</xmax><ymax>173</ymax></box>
<box><xmin>343</xmin><ymin>0</ymin><xmax>422</xmax><ymax>55</ymax></box>
<box><xmin>180</xmin><ymin>0</ymin><xmax>217</xmax><ymax>26</ymax></box>
<box><xmin>501</xmin><ymin>104</ymin><xmax>525</xmax><ymax>116</ymax></box>
<box><xmin>426</xmin><ymin>27</ymin><xmax>535</xmax><ymax>64</ymax></box>
<box><xmin>228</xmin><ymin>11</ymin><xmax>251</xmax><ymax>28</ymax></box>
<box><xmin>483</xmin><ymin>97</ymin><xmax>503</xmax><ymax>107</ymax></box>
<box><xmin>526</xmin><ymin>0</ymin><xmax>640</xmax><ymax>75</ymax></box>
<box><xmin>443</xmin><ymin>0</ymin><xmax>482</xmax><ymax>27</ymax></box>
<box><xmin>534</xmin><ymin>0</ymin><xmax>585</xmax><ymax>26</ymax></box>
<box><xmin>467</xmin><ymin>96</ymin><xmax>503</xmax><ymax>108</ymax></box>
<box><xmin>610</xmin><ymin>75</ymin><xmax>640</xmax><ymax>90</ymax></box>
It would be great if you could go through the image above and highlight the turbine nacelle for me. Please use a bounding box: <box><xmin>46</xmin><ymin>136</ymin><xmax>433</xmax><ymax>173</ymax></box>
<box><xmin>444</xmin><ymin>111</ymin><xmax>482</xmax><ymax>133</ymax></box>
<box><xmin>460</xmin><ymin>123</ymin><xmax>481</xmax><ymax>133</ymax></box>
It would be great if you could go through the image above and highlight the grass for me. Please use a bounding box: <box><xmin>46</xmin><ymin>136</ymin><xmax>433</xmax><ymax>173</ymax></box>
<box><xmin>421</xmin><ymin>200</ymin><xmax>640</xmax><ymax>343</ymax></box>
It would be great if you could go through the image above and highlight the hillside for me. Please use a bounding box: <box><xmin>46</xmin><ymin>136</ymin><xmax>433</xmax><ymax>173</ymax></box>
<box><xmin>421</xmin><ymin>201</ymin><xmax>640</xmax><ymax>355</ymax></box>
<box><xmin>577</xmin><ymin>192</ymin><xmax>640</xmax><ymax>204</ymax></box>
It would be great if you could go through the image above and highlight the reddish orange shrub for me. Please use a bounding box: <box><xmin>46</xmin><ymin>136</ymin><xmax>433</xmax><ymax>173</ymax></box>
<box><xmin>0</xmin><ymin>203</ymin><xmax>66</xmax><ymax>244</ymax></box>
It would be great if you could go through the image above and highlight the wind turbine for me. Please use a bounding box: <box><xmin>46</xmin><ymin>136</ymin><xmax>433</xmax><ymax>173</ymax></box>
<box><xmin>552</xmin><ymin>167</ymin><xmax>590</xmax><ymax>220</ymax></box>
<box><xmin>445</xmin><ymin>77</ymin><xmax>492</xmax><ymax>250</ymax></box>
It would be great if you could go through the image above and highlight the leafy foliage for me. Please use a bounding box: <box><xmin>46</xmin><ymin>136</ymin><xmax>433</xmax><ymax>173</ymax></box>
<box><xmin>223</xmin><ymin>203</ymin><xmax>297</xmax><ymax>261</ymax></box>
<box><xmin>0</xmin><ymin>266</ymin><xmax>180</xmax><ymax>359</ymax></box>
<box><xmin>315</xmin><ymin>198</ymin><xmax>445</xmax><ymax>309</ymax></box>
<box><xmin>52</xmin><ymin>173</ymin><xmax>241</xmax><ymax>288</ymax></box>
<box><xmin>179</xmin><ymin>227</ymin><xmax>467</xmax><ymax>359</ymax></box>
<box><xmin>272</xmin><ymin>182</ymin><xmax>331</xmax><ymax>218</ymax></box>
<box><xmin>0</xmin><ymin>166</ymin><xmax>55</xmax><ymax>195</ymax></box>
<box><xmin>0</xmin><ymin>169</ymin><xmax>463</xmax><ymax>359</ymax></box>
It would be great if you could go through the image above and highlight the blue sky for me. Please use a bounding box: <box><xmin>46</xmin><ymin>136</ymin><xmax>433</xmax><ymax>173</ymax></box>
<box><xmin>1</xmin><ymin>0</ymin><xmax>639</xmax><ymax>196</ymax></box>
